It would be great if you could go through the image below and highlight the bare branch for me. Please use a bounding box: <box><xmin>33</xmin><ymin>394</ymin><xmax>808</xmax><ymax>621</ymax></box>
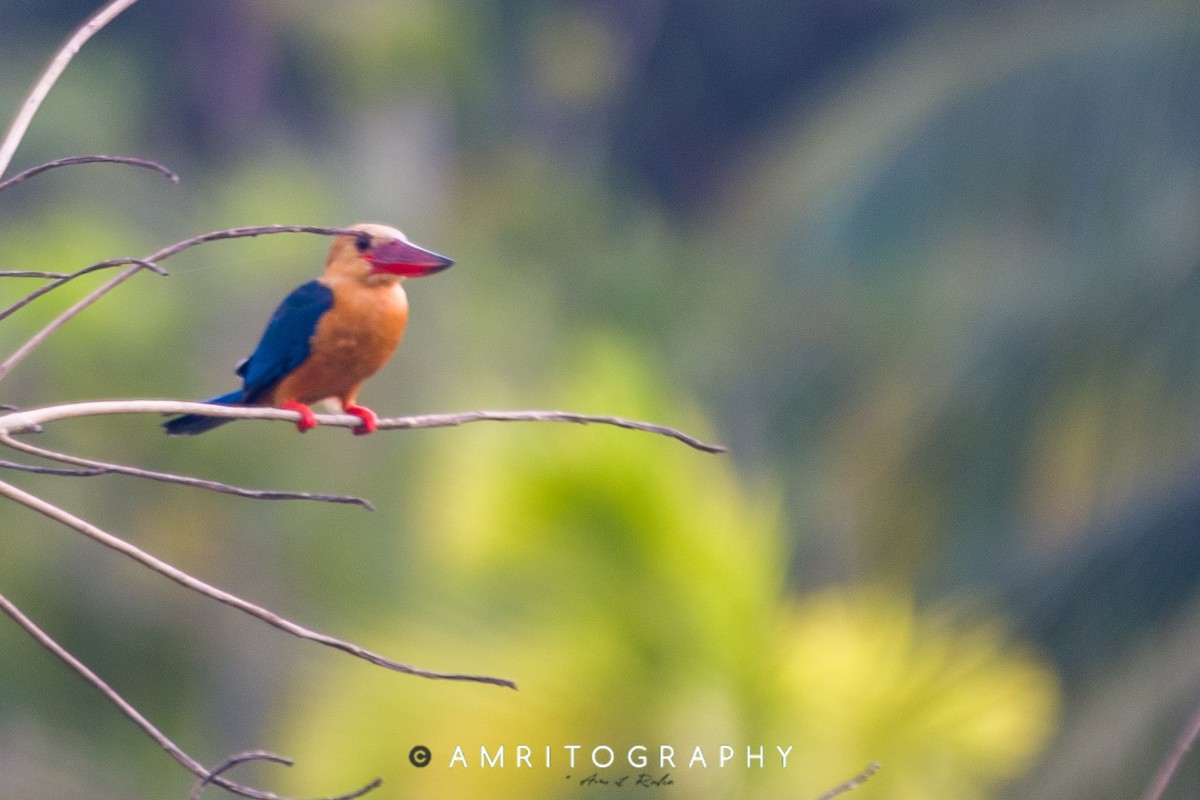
<box><xmin>1142</xmin><ymin>702</ymin><xmax>1200</xmax><ymax>800</ymax></box>
<box><xmin>0</xmin><ymin>154</ymin><xmax>178</xmax><ymax>195</ymax></box>
<box><xmin>0</xmin><ymin>588</ymin><xmax>368</xmax><ymax>800</ymax></box>
<box><xmin>814</xmin><ymin>762</ymin><xmax>881</xmax><ymax>800</ymax></box>
<box><xmin>0</xmin><ymin>476</ymin><xmax>516</xmax><ymax>689</ymax></box>
<box><xmin>0</xmin><ymin>225</ymin><xmax>368</xmax><ymax>383</ymax></box>
<box><xmin>0</xmin><ymin>400</ymin><xmax>727</xmax><ymax>454</ymax></box>
<box><xmin>190</xmin><ymin>751</ymin><xmax>381</xmax><ymax>800</ymax></box>
<box><xmin>0</xmin><ymin>432</ymin><xmax>374</xmax><ymax>509</ymax></box>
<box><xmin>0</xmin><ymin>0</ymin><xmax>144</xmax><ymax>178</ymax></box>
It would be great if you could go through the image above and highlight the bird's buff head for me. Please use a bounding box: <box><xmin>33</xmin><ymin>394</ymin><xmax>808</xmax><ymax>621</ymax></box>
<box><xmin>328</xmin><ymin>222</ymin><xmax>453</xmax><ymax>281</ymax></box>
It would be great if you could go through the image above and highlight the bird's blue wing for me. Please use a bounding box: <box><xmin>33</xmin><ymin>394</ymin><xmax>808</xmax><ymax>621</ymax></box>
<box><xmin>238</xmin><ymin>280</ymin><xmax>334</xmax><ymax>400</ymax></box>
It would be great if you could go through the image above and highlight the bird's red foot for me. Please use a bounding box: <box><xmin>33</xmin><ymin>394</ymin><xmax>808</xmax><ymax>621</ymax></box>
<box><xmin>281</xmin><ymin>400</ymin><xmax>318</xmax><ymax>432</ymax></box>
<box><xmin>344</xmin><ymin>404</ymin><xmax>377</xmax><ymax>436</ymax></box>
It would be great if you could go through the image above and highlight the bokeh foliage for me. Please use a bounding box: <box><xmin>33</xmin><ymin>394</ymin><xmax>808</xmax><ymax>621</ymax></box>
<box><xmin>280</xmin><ymin>343</ymin><xmax>1056</xmax><ymax>799</ymax></box>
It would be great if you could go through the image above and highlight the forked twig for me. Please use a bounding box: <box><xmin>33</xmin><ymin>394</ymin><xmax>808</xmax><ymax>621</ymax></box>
<box><xmin>0</xmin><ymin>432</ymin><xmax>374</xmax><ymax>508</ymax></box>
<box><xmin>0</xmin><ymin>262</ymin><xmax>162</xmax><ymax>379</ymax></box>
<box><xmin>189</xmin><ymin>751</ymin><xmax>381</xmax><ymax>800</ymax></box>
<box><xmin>0</xmin><ymin>590</ymin><xmax>381</xmax><ymax>800</ymax></box>
<box><xmin>191</xmin><ymin>752</ymin><xmax>294</xmax><ymax>800</ymax></box>
<box><xmin>0</xmin><ymin>476</ymin><xmax>516</xmax><ymax>689</ymax></box>
<box><xmin>1</xmin><ymin>258</ymin><xmax>168</xmax><ymax>321</ymax></box>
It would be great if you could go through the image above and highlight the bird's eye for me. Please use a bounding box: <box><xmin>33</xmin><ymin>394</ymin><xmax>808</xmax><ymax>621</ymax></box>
<box><xmin>354</xmin><ymin>233</ymin><xmax>372</xmax><ymax>252</ymax></box>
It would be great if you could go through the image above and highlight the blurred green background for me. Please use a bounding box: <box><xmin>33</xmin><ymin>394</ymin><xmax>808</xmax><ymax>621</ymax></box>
<box><xmin>2</xmin><ymin>0</ymin><xmax>1200</xmax><ymax>798</ymax></box>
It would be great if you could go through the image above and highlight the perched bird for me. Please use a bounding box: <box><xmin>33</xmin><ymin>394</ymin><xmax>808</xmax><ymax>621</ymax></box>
<box><xmin>164</xmin><ymin>223</ymin><xmax>452</xmax><ymax>436</ymax></box>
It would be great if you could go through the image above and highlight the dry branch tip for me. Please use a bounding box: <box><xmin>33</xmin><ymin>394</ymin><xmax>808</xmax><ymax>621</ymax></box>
<box><xmin>0</xmin><ymin>154</ymin><xmax>179</xmax><ymax>195</ymax></box>
<box><xmin>0</xmin><ymin>431</ymin><xmax>374</xmax><ymax>508</ymax></box>
<box><xmin>815</xmin><ymin>762</ymin><xmax>881</xmax><ymax>800</ymax></box>
<box><xmin>190</xmin><ymin>750</ymin><xmax>382</xmax><ymax>800</ymax></box>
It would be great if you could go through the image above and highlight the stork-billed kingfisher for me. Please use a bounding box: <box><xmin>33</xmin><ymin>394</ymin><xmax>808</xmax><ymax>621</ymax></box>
<box><xmin>163</xmin><ymin>223</ymin><xmax>452</xmax><ymax>436</ymax></box>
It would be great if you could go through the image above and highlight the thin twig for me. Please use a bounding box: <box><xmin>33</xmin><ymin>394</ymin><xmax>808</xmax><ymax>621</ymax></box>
<box><xmin>0</xmin><ymin>458</ymin><xmax>104</xmax><ymax>476</ymax></box>
<box><xmin>139</xmin><ymin>225</ymin><xmax>367</xmax><ymax>262</ymax></box>
<box><xmin>814</xmin><ymin>762</ymin><xmax>881</xmax><ymax>800</ymax></box>
<box><xmin>0</xmin><ymin>154</ymin><xmax>178</xmax><ymax>195</ymax></box>
<box><xmin>0</xmin><ymin>432</ymin><xmax>374</xmax><ymax>509</ymax></box>
<box><xmin>380</xmin><ymin>408</ymin><xmax>727</xmax><ymax>453</ymax></box>
<box><xmin>0</xmin><ymin>400</ymin><xmax>727</xmax><ymax>454</ymax></box>
<box><xmin>189</xmin><ymin>750</ymin><xmax>381</xmax><ymax>800</ymax></box>
<box><xmin>191</xmin><ymin>752</ymin><xmax>294</xmax><ymax>800</ymax></box>
<box><xmin>1142</xmin><ymin>702</ymin><xmax>1200</xmax><ymax>800</ymax></box>
<box><xmin>0</xmin><ymin>258</ymin><xmax>167</xmax><ymax>324</ymax></box>
<box><xmin>1</xmin><ymin>270</ymin><xmax>76</xmax><ymax>278</ymax></box>
<box><xmin>0</xmin><ymin>476</ymin><xmax>516</xmax><ymax>689</ymax></box>
<box><xmin>0</xmin><ymin>0</ymin><xmax>144</xmax><ymax>179</ymax></box>
<box><xmin>0</xmin><ymin>588</ymin><xmax>374</xmax><ymax>800</ymax></box>
<box><xmin>0</xmin><ymin>225</ymin><xmax>367</xmax><ymax>383</ymax></box>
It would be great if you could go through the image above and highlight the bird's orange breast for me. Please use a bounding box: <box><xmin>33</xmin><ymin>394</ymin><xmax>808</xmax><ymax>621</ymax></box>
<box><xmin>268</xmin><ymin>280</ymin><xmax>409</xmax><ymax>406</ymax></box>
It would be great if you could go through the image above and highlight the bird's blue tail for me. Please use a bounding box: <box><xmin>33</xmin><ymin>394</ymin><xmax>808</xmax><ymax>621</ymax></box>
<box><xmin>162</xmin><ymin>390</ymin><xmax>245</xmax><ymax>436</ymax></box>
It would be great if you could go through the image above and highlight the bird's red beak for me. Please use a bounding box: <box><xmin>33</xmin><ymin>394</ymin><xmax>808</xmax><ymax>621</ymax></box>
<box><xmin>365</xmin><ymin>239</ymin><xmax>454</xmax><ymax>277</ymax></box>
